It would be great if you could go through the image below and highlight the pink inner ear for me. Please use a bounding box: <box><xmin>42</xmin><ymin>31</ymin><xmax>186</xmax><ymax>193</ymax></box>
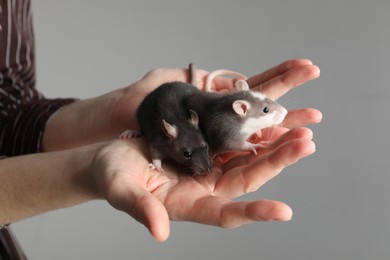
<box><xmin>241</xmin><ymin>103</ymin><xmax>248</xmax><ymax>114</ymax></box>
<box><xmin>162</xmin><ymin>119</ymin><xmax>178</xmax><ymax>139</ymax></box>
<box><xmin>233</xmin><ymin>100</ymin><xmax>251</xmax><ymax>116</ymax></box>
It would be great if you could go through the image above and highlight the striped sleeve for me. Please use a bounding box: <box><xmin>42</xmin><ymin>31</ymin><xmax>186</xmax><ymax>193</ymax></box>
<box><xmin>0</xmin><ymin>0</ymin><xmax>76</xmax><ymax>156</ymax></box>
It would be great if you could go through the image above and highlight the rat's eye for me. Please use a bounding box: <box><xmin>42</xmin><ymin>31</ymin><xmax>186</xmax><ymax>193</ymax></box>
<box><xmin>183</xmin><ymin>151</ymin><xmax>192</xmax><ymax>158</ymax></box>
<box><xmin>263</xmin><ymin>107</ymin><xmax>270</xmax><ymax>113</ymax></box>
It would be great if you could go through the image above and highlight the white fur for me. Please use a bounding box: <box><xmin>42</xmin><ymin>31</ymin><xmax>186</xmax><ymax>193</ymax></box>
<box><xmin>274</xmin><ymin>107</ymin><xmax>288</xmax><ymax>125</ymax></box>
<box><xmin>249</xmin><ymin>91</ymin><xmax>266</xmax><ymax>101</ymax></box>
<box><xmin>240</xmin><ymin>92</ymin><xmax>287</xmax><ymax>137</ymax></box>
<box><xmin>150</xmin><ymin>159</ymin><xmax>163</xmax><ymax>172</ymax></box>
<box><xmin>240</xmin><ymin>107</ymin><xmax>287</xmax><ymax>138</ymax></box>
<box><xmin>240</xmin><ymin>115</ymin><xmax>275</xmax><ymax>138</ymax></box>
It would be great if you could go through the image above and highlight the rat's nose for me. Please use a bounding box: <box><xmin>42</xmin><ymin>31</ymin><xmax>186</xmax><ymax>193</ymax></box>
<box><xmin>200</xmin><ymin>161</ymin><xmax>212</xmax><ymax>175</ymax></box>
<box><xmin>275</xmin><ymin>107</ymin><xmax>288</xmax><ymax>125</ymax></box>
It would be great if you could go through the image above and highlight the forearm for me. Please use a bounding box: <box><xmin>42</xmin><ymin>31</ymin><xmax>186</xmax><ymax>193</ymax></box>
<box><xmin>42</xmin><ymin>89</ymin><xmax>128</xmax><ymax>152</ymax></box>
<box><xmin>0</xmin><ymin>145</ymin><xmax>100</xmax><ymax>224</ymax></box>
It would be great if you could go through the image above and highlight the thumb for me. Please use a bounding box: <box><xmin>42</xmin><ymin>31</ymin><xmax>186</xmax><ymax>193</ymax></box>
<box><xmin>132</xmin><ymin>191</ymin><xmax>170</xmax><ymax>242</ymax></box>
<box><xmin>107</xmin><ymin>181</ymin><xmax>170</xmax><ymax>242</ymax></box>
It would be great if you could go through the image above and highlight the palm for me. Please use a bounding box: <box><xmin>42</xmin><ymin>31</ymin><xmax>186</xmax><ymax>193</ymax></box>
<box><xmin>147</xmin><ymin>126</ymin><xmax>311</xmax><ymax>225</ymax></box>
<box><xmin>98</xmin><ymin>123</ymin><xmax>314</xmax><ymax>242</ymax></box>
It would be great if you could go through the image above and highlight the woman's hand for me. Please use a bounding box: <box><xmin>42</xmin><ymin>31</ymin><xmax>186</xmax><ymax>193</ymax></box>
<box><xmin>42</xmin><ymin>59</ymin><xmax>321</xmax><ymax>151</ymax></box>
<box><xmin>1</xmin><ymin>127</ymin><xmax>315</xmax><ymax>242</ymax></box>
<box><xmin>92</xmin><ymin>126</ymin><xmax>315</xmax><ymax>242</ymax></box>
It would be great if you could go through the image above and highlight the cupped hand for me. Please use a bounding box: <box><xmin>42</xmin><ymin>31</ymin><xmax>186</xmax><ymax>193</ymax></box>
<box><xmin>92</xmin><ymin>126</ymin><xmax>315</xmax><ymax>242</ymax></box>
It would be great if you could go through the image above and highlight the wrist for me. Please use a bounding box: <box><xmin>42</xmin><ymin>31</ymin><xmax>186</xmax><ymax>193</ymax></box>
<box><xmin>0</xmin><ymin>144</ymin><xmax>102</xmax><ymax>224</ymax></box>
<box><xmin>70</xmin><ymin>143</ymin><xmax>104</xmax><ymax>201</ymax></box>
<box><xmin>42</xmin><ymin>92</ymin><xmax>120</xmax><ymax>151</ymax></box>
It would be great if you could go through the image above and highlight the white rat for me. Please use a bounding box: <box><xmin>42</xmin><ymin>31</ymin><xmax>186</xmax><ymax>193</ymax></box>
<box><xmin>185</xmin><ymin>77</ymin><xmax>287</xmax><ymax>156</ymax></box>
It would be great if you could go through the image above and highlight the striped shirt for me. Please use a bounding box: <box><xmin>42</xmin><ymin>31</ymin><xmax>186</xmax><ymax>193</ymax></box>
<box><xmin>1</xmin><ymin>1</ymin><xmax>76</xmax><ymax>258</ymax></box>
<box><xmin>0</xmin><ymin>0</ymin><xmax>75</xmax><ymax>157</ymax></box>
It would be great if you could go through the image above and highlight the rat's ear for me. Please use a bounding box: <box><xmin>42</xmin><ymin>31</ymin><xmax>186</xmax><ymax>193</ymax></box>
<box><xmin>161</xmin><ymin>119</ymin><xmax>178</xmax><ymax>140</ymax></box>
<box><xmin>232</xmin><ymin>100</ymin><xmax>251</xmax><ymax>116</ymax></box>
<box><xmin>188</xmin><ymin>109</ymin><xmax>199</xmax><ymax>128</ymax></box>
<box><xmin>235</xmin><ymin>80</ymin><xmax>250</xmax><ymax>92</ymax></box>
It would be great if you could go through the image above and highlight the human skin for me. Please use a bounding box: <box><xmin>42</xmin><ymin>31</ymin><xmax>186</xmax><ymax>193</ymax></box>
<box><xmin>0</xmin><ymin>59</ymin><xmax>321</xmax><ymax>242</ymax></box>
<box><xmin>0</xmin><ymin>126</ymin><xmax>315</xmax><ymax>242</ymax></box>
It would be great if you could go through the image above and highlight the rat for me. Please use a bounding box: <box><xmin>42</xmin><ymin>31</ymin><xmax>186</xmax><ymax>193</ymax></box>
<box><xmin>185</xmin><ymin>72</ymin><xmax>288</xmax><ymax>156</ymax></box>
<box><xmin>135</xmin><ymin>81</ymin><xmax>211</xmax><ymax>175</ymax></box>
<box><xmin>120</xmin><ymin>63</ymin><xmax>287</xmax><ymax>173</ymax></box>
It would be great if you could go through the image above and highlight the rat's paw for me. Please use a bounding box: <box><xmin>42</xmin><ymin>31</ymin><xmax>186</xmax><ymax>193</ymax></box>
<box><xmin>119</xmin><ymin>129</ymin><xmax>142</xmax><ymax>139</ymax></box>
<box><xmin>149</xmin><ymin>159</ymin><xmax>164</xmax><ymax>172</ymax></box>
<box><xmin>242</xmin><ymin>141</ymin><xmax>264</xmax><ymax>155</ymax></box>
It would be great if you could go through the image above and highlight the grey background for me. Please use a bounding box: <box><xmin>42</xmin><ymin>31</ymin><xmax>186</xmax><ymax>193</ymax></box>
<box><xmin>12</xmin><ymin>0</ymin><xmax>389</xmax><ymax>259</ymax></box>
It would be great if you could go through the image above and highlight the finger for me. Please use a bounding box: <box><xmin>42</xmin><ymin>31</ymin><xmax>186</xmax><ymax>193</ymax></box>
<box><xmin>215</xmin><ymin>137</ymin><xmax>315</xmax><ymax>199</ymax></box>
<box><xmin>281</xmin><ymin>108</ymin><xmax>323</xmax><ymax>128</ymax></box>
<box><xmin>197</xmin><ymin>71</ymin><xmax>237</xmax><ymax>92</ymax></box>
<box><xmin>252</xmin><ymin>64</ymin><xmax>320</xmax><ymax>100</ymax></box>
<box><xmin>139</xmin><ymin>68</ymin><xmax>186</xmax><ymax>85</ymax></box>
<box><xmin>260</xmin><ymin>127</ymin><xmax>313</xmax><ymax>155</ymax></box>
<box><xmin>138</xmin><ymin>67</ymin><xmax>206</xmax><ymax>89</ymax></box>
<box><xmin>185</xmin><ymin>196</ymin><xmax>292</xmax><ymax>228</ymax></box>
<box><xmin>134</xmin><ymin>192</ymin><xmax>170</xmax><ymax>242</ymax></box>
<box><xmin>144</xmin><ymin>67</ymin><xmax>236</xmax><ymax>92</ymax></box>
<box><xmin>206</xmin><ymin>60</ymin><xmax>314</xmax><ymax>93</ymax></box>
<box><xmin>106</xmin><ymin>179</ymin><xmax>170</xmax><ymax>242</ymax></box>
<box><xmin>212</xmin><ymin>76</ymin><xmax>238</xmax><ymax>92</ymax></box>
<box><xmin>203</xmin><ymin>69</ymin><xmax>247</xmax><ymax>92</ymax></box>
<box><xmin>217</xmin><ymin>200</ymin><xmax>293</xmax><ymax>227</ymax></box>
<box><xmin>246</xmin><ymin>59</ymin><xmax>313</xmax><ymax>89</ymax></box>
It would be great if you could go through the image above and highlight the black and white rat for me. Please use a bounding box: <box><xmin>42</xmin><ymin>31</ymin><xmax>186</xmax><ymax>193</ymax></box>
<box><xmin>136</xmin><ymin>81</ymin><xmax>211</xmax><ymax>175</ymax></box>
<box><xmin>185</xmin><ymin>79</ymin><xmax>288</xmax><ymax>156</ymax></box>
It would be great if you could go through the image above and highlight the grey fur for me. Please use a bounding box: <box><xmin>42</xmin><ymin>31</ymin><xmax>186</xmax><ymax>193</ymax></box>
<box><xmin>136</xmin><ymin>82</ymin><xmax>211</xmax><ymax>175</ymax></box>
